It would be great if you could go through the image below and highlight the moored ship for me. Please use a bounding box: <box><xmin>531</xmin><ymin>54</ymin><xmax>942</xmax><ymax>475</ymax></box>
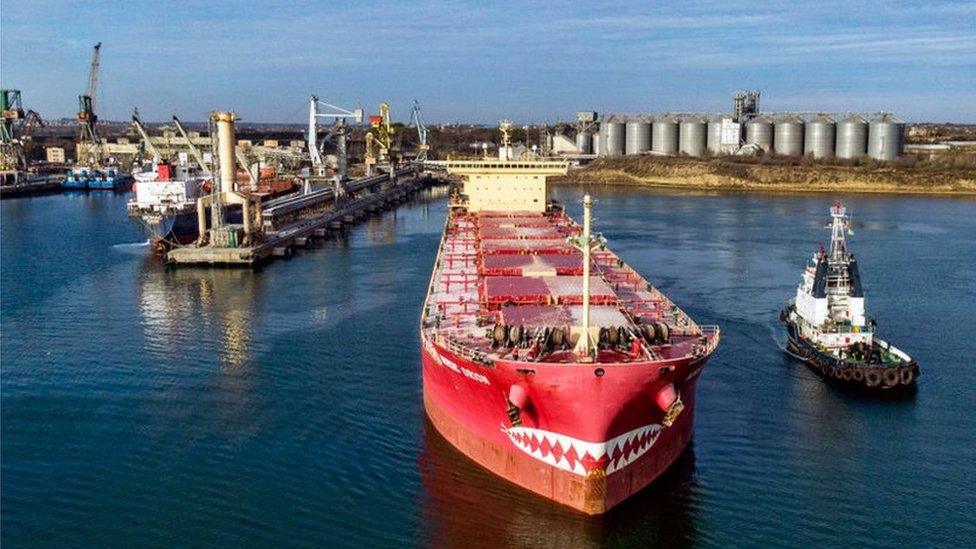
<box><xmin>127</xmin><ymin>157</ymin><xmax>299</xmax><ymax>252</ymax></box>
<box><xmin>127</xmin><ymin>160</ymin><xmax>207</xmax><ymax>248</ymax></box>
<box><xmin>420</xmin><ymin>135</ymin><xmax>719</xmax><ymax>514</ymax></box>
<box><xmin>781</xmin><ymin>201</ymin><xmax>917</xmax><ymax>392</ymax></box>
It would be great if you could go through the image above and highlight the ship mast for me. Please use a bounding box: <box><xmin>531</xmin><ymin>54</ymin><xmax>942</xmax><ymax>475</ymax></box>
<box><xmin>825</xmin><ymin>200</ymin><xmax>854</xmax><ymax>321</ymax></box>
<box><xmin>568</xmin><ymin>194</ymin><xmax>605</xmax><ymax>359</ymax></box>
<box><xmin>829</xmin><ymin>200</ymin><xmax>848</xmax><ymax>262</ymax></box>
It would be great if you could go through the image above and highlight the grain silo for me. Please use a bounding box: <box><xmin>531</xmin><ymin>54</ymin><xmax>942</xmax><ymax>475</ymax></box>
<box><xmin>678</xmin><ymin>117</ymin><xmax>708</xmax><ymax>157</ymax></box>
<box><xmin>575</xmin><ymin>132</ymin><xmax>592</xmax><ymax>154</ymax></box>
<box><xmin>773</xmin><ymin>116</ymin><xmax>804</xmax><ymax>156</ymax></box>
<box><xmin>744</xmin><ymin>116</ymin><xmax>774</xmax><ymax>152</ymax></box>
<box><xmin>591</xmin><ymin>133</ymin><xmax>601</xmax><ymax>156</ymax></box>
<box><xmin>625</xmin><ymin>119</ymin><xmax>651</xmax><ymax>155</ymax></box>
<box><xmin>804</xmin><ymin>114</ymin><xmax>836</xmax><ymax>159</ymax></box>
<box><xmin>707</xmin><ymin>117</ymin><xmax>723</xmax><ymax>155</ymax></box>
<box><xmin>835</xmin><ymin>114</ymin><xmax>868</xmax><ymax>159</ymax></box>
<box><xmin>602</xmin><ymin>121</ymin><xmax>625</xmax><ymax>157</ymax></box>
<box><xmin>652</xmin><ymin>117</ymin><xmax>679</xmax><ymax>155</ymax></box>
<box><xmin>868</xmin><ymin>114</ymin><xmax>905</xmax><ymax>161</ymax></box>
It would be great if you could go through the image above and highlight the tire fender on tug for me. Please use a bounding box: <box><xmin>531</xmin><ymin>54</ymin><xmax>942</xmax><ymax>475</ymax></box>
<box><xmin>865</xmin><ymin>369</ymin><xmax>882</xmax><ymax>388</ymax></box>
<box><xmin>882</xmin><ymin>368</ymin><xmax>900</xmax><ymax>387</ymax></box>
<box><xmin>900</xmin><ymin>366</ymin><xmax>916</xmax><ymax>385</ymax></box>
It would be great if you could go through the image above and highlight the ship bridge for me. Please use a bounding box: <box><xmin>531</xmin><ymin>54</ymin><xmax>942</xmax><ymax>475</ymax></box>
<box><xmin>445</xmin><ymin>158</ymin><xmax>568</xmax><ymax>213</ymax></box>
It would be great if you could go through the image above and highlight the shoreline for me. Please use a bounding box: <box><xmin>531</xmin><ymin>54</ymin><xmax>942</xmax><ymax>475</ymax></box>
<box><xmin>559</xmin><ymin>169</ymin><xmax>976</xmax><ymax>197</ymax></box>
<box><xmin>560</xmin><ymin>158</ymin><xmax>976</xmax><ymax>197</ymax></box>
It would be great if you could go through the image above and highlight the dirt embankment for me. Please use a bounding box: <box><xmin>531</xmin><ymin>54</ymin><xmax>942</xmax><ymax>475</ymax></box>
<box><xmin>562</xmin><ymin>156</ymin><xmax>976</xmax><ymax>195</ymax></box>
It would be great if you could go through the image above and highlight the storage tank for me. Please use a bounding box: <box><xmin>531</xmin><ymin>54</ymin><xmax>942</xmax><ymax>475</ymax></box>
<box><xmin>773</xmin><ymin>116</ymin><xmax>804</xmax><ymax>156</ymax></box>
<box><xmin>804</xmin><ymin>114</ymin><xmax>836</xmax><ymax>159</ymax></box>
<box><xmin>744</xmin><ymin>116</ymin><xmax>774</xmax><ymax>152</ymax></box>
<box><xmin>575</xmin><ymin>132</ymin><xmax>591</xmax><ymax>154</ymax></box>
<box><xmin>678</xmin><ymin>117</ymin><xmax>708</xmax><ymax>157</ymax></box>
<box><xmin>707</xmin><ymin>117</ymin><xmax>723</xmax><ymax>155</ymax></box>
<box><xmin>868</xmin><ymin>114</ymin><xmax>905</xmax><ymax>161</ymax></box>
<box><xmin>601</xmin><ymin>121</ymin><xmax>625</xmax><ymax>157</ymax></box>
<box><xmin>651</xmin><ymin>117</ymin><xmax>679</xmax><ymax>155</ymax></box>
<box><xmin>591</xmin><ymin>133</ymin><xmax>601</xmax><ymax>156</ymax></box>
<box><xmin>625</xmin><ymin>120</ymin><xmax>651</xmax><ymax>155</ymax></box>
<box><xmin>835</xmin><ymin>114</ymin><xmax>868</xmax><ymax>159</ymax></box>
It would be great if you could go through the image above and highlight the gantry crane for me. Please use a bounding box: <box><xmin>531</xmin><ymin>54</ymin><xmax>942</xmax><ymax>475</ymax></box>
<box><xmin>76</xmin><ymin>42</ymin><xmax>102</xmax><ymax>166</ymax></box>
<box><xmin>410</xmin><ymin>99</ymin><xmax>429</xmax><ymax>163</ymax></box>
<box><xmin>307</xmin><ymin>95</ymin><xmax>362</xmax><ymax>182</ymax></box>
<box><xmin>365</xmin><ymin>102</ymin><xmax>394</xmax><ymax>176</ymax></box>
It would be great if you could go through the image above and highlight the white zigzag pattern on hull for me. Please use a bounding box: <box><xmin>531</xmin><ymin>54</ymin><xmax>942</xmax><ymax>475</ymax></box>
<box><xmin>503</xmin><ymin>423</ymin><xmax>663</xmax><ymax>476</ymax></box>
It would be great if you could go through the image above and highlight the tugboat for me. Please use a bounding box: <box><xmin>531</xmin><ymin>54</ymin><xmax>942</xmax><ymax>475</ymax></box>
<box><xmin>62</xmin><ymin>164</ymin><xmax>133</xmax><ymax>190</ymax></box>
<box><xmin>781</xmin><ymin>201</ymin><xmax>918</xmax><ymax>392</ymax></box>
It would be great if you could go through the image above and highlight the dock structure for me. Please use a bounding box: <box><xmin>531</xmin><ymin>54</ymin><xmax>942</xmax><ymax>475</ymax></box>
<box><xmin>167</xmin><ymin>171</ymin><xmax>437</xmax><ymax>266</ymax></box>
<box><xmin>0</xmin><ymin>173</ymin><xmax>62</xmax><ymax>198</ymax></box>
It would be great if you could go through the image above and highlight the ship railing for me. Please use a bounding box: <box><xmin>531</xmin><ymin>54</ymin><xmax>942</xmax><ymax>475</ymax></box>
<box><xmin>698</xmin><ymin>325</ymin><xmax>721</xmax><ymax>353</ymax></box>
<box><xmin>817</xmin><ymin>323</ymin><xmax>871</xmax><ymax>335</ymax></box>
<box><xmin>435</xmin><ymin>333</ymin><xmax>494</xmax><ymax>366</ymax></box>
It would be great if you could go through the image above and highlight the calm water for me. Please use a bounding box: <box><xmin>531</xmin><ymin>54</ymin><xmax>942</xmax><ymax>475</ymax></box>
<box><xmin>2</xmin><ymin>186</ymin><xmax>974</xmax><ymax>547</ymax></box>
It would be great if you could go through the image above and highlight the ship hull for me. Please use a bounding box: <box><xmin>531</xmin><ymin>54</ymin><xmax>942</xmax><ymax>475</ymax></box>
<box><xmin>421</xmin><ymin>335</ymin><xmax>705</xmax><ymax>515</ymax></box>
<box><xmin>87</xmin><ymin>176</ymin><xmax>132</xmax><ymax>190</ymax></box>
<box><xmin>61</xmin><ymin>179</ymin><xmax>88</xmax><ymax>189</ymax></box>
<box><xmin>782</xmin><ymin>315</ymin><xmax>918</xmax><ymax>393</ymax></box>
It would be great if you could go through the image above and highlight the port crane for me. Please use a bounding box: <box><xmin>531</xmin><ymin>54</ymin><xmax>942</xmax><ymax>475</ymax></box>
<box><xmin>76</xmin><ymin>42</ymin><xmax>102</xmax><ymax>166</ymax></box>
<box><xmin>365</xmin><ymin>102</ymin><xmax>395</xmax><ymax>176</ymax></box>
<box><xmin>1</xmin><ymin>90</ymin><xmax>44</xmax><ymax>171</ymax></box>
<box><xmin>410</xmin><ymin>99</ymin><xmax>429</xmax><ymax>163</ymax></box>
<box><xmin>1</xmin><ymin>89</ymin><xmax>26</xmax><ymax>170</ymax></box>
<box><xmin>307</xmin><ymin>95</ymin><xmax>362</xmax><ymax>184</ymax></box>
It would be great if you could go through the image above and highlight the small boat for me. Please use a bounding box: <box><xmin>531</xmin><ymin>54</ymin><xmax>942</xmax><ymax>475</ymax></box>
<box><xmin>87</xmin><ymin>166</ymin><xmax>132</xmax><ymax>190</ymax></box>
<box><xmin>61</xmin><ymin>166</ymin><xmax>91</xmax><ymax>189</ymax></box>
<box><xmin>61</xmin><ymin>165</ymin><xmax>133</xmax><ymax>190</ymax></box>
<box><xmin>781</xmin><ymin>201</ymin><xmax>918</xmax><ymax>392</ymax></box>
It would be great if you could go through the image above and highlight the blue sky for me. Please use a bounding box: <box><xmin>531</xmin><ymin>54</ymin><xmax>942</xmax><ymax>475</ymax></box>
<box><xmin>2</xmin><ymin>0</ymin><xmax>974</xmax><ymax>123</ymax></box>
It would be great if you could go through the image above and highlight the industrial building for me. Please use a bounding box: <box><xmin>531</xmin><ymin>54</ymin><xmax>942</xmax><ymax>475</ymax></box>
<box><xmin>571</xmin><ymin>91</ymin><xmax>906</xmax><ymax>162</ymax></box>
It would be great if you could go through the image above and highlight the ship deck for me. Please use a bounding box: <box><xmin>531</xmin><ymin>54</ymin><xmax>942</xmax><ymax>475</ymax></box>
<box><xmin>423</xmin><ymin>204</ymin><xmax>714</xmax><ymax>365</ymax></box>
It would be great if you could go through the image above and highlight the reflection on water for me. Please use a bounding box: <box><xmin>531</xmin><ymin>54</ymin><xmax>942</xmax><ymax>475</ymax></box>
<box><xmin>2</xmin><ymin>185</ymin><xmax>975</xmax><ymax>546</ymax></box>
<box><xmin>418</xmin><ymin>421</ymin><xmax>699</xmax><ymax>547</ymax></box>
<box><xmin>137</xmin><ymin>261</ymin><xmax>263</xmax><ymax>370</ymax></box>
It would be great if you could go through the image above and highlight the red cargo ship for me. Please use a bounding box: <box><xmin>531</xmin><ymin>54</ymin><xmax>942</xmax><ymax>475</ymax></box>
<box><xmin>420</xmin><ymin>152</ymin><xmax>719</xmax><ymax>514</ymax></box>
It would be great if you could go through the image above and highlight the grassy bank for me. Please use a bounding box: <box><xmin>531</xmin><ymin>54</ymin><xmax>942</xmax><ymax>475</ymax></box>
<box><xmin>560</xmin><ymin>155</ymin><xmax>976</xmax><ymax>196</ymax></box>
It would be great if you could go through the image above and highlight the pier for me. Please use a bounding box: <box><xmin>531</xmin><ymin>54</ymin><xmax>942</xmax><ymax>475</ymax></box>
<box><xmin>167</xmin><ymin>170</ymin><xmax>439</xmax><ymax>266</ymax></box>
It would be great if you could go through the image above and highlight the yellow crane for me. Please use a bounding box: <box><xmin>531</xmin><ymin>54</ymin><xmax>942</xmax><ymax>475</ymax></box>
<box><xmin>365</xmin><ymin>102</ymin><xmax>394</xmax><ymax>175</ymax></box>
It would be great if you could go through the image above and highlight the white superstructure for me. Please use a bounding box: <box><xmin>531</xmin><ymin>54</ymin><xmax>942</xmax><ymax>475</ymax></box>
<box><xmin>128</xmin><ymin>156</ymin><xmax>206</xmax><ymax>219</ymax></box>
<box><xmin>789</xmin><ymin>201</ymin><xmax>873</xmax><ymax>352</ymax></box>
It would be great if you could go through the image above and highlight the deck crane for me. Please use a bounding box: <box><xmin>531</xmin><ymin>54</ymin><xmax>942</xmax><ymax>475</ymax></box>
<box><xmin>365</xmin><ymin>102</ymin><xmax>394</xmax><ymax>176</ymax></box>
<box><xmin>307</xmin><ymin>95</ymin><xmax>362</xmax><ymax>183</ymax></box>
<box><xmin>131</xmin><ymin>108</ymin><xmax>162</xmax><ymax>163</ymax></box>
<box><xmin>172</xmin><ymin>115</ymin><xmax>209</xmax><ymax>172</ymax></box>
<box><xmin>77</xmin><ymin>42</ymin><xmax>102</xmax><ymax>166</ymax></box>
<box><xmin>410</xmin><ymin>99</ymin><xmax>429</xmax><ymax>163</ymax></box>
